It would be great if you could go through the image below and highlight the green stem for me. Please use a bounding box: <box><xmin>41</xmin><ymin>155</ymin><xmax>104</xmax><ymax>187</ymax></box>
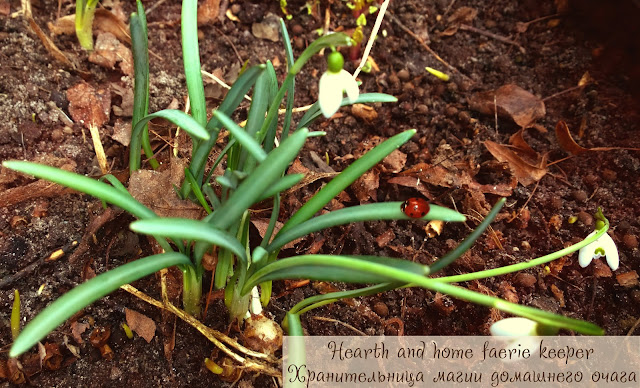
<box><xmin>182</xmin><ymin>266</ymin><xmax>203</xmax><ymax>316</ymax></box>
<box><xmin>436</xmin><ymin>219</ymin><xmax>610</xmax><ymax>283</ymax></box>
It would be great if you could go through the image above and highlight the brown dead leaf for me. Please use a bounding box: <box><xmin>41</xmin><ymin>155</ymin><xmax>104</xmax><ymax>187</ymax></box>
<box><xmin>71</xmin><ymin>321</ymin><xmax>89</xmax><ymax>344</ymax></box>
<box><xmin>550</xmin><ymin>284</ymin><xmax>565</xmax><ymax>307</ymax></box>
<box><xmin>352</xmin><ymin>169</ymin><xmax>379</xmax><ymax>202</ymax></box>
<box><xmin>555</xmin><ymin>120</ymin><xmax>640</xmax><ymax>155</ymax></box>
<box><xmin>111</xmin><ymin>119</ymin><xmax>131</xmax><ymax>146</ymax></box>
<box><xmin>129</xmin><ymin>168</ymin><xmax>205</xmax><ymax>219</ymax></box>
<box><xmin>42</xmin><ymin>343</ymin><xmax>63</xmax><ymax>371</ymax></box>
<box><xmin>351</xmin><ymin>104</ymin><xmax>378</xmax><ymax>122</ymax></box>
<box><xmin>592</xmin><ymin>259</ymin><xmax>612</xmax><ymax>278</ymax></box>
<box><xmin>484</xmin><ymin>140</ymin><xmax>547</xmax><ymax>186</ymax></box>
<box><xmin>89</xmin><ymin>326</ymin><xmax>111</xmax><ymax>348</ymax></box>
<box><xmin>381</xmin><ymin>149</ymin><xmax>407</xmax><ymax>173</ymax></box>
<box><xmin>398</xmin><ymin>162</ymin><xmax>515</xmax><ymax>195</ymax></box>
<box><xmin>7</xmin><ymin>358</ymin><xmax>25</xmax><ymax>384</ymax></box>
<box><xmin>469</xmin><ymin>84</ymin><xmax>545</xmax><ymax>128</ymax></box>
<box><xmin>251</xmin><ymin>218</ymin><xmax>301</xmax><ymax>249</ymax></box>
<box><xmin>386</xmin><ymin>176</ymin><xmax>433</xmax><ymax>200</ymax></box>
<box><xmin>67</xmin><ymin>82</ymin><xmax>111</xmax><ymax>128</ymax></box>
<box><xmin>448</xmin><ymin>6</ymin><xmax>478</xmax><ymax>24</ymax></box>
<box><xmin>616</xmin><ymin>271</ymin><xmax>639</xmax><ymax>287</ymax></box>
<box><xmin>89</xmin><ymin>32</ymin><xmax>133</xmax><ymax>76</ymax></box>
<box><xmin>508</xmin><ymin>129</ymin><xmax>539</xmax><ymax>160</ymax></box>
<box><xmin>499</xmin><ymin>281</ymin><xmax>519</xmax><ymax>304</ymax></box>
<box><xmin>0</xmin><ymin>0</ymin><xmax>9</xmax><ymax>16</ymax></box>
<box><xmin>48</xmin><ymin>9</ymin><xmax>130</xmax><ymax>44</ymax></box>
<box><xmin>125</xmin><ymin>308</ymin><xmax>157</xmax><ymax>343</ymax></box>
<box><xmin>376</xmin><ymin>229</ymin><xmax>396</xmax><ymax>248</ymax></box>
<box><xmin>198</xmin><ymin>0</ymin><xmax>220</xmax><ymax>25</ymax></box>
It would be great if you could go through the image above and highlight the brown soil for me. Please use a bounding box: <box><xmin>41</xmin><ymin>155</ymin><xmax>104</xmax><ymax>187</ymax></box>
<box><xmin>1</xmin><ymin>0</ymin><xmax>639</xmax><ymax>386</ymax></box>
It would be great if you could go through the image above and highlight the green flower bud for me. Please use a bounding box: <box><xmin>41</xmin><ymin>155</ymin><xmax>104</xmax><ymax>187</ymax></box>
<box><xmin>595</xmin><ymin>220</ymin><xmax>605</xmax><ymax>230</ymax></box>
<box><xmin>327</xmin><ymin>51</ymin><xmax>344</xmax><ymax>73</ymax></box>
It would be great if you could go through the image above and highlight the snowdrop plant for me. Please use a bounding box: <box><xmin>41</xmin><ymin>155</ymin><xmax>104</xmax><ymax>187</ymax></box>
<box><xmin>578</xmin><ymin>228</ymin><xmax>619</xmax><ymax>271</ymax></box>
<box><xmin>318</xmin><ymin>51</ymin><xmax>360</xmax><ymax>118</ymax></box>
<box><xmin>3</xmin><ymin>0</ymin><xmax>611</xmax><ymax>364</ymax></box>
<box><xmin>75</xmin><ymin>0</ymin><xmax>99</xmax><ymax>50</ymax></box>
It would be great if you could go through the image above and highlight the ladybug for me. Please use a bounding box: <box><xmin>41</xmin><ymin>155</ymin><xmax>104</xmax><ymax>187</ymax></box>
<box><xmin>402</xmin><ymin>197</ymin><xmax>430</xmax><ymax>218</ymax></box>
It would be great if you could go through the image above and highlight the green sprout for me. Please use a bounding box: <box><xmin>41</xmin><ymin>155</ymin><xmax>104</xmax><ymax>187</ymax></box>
<box><xmin>75</xmin><ymin>0</ymin><xmax>99</xmax><ymax>50</ymax></box>
<box><xmin>4</xmin><ymin>0</ymin><xmax>607</xmax><ymax>363</ymax></box>
<box><xmin>11</xmin><ymin>289</ymin><xmax>21</xmax><ymax>341</ymax></box>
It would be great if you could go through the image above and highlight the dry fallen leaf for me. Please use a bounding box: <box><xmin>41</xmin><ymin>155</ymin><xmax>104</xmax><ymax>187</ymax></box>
<box><xmin>125</xmin><ymin>308</ymin><xmax>157</xmax><ymax>343</ymax></box>
<box><xmin>198</xmin><ymin>0</ymin><xmax>220</xmax><ymax>25</ymax></box>
<box><xmin>48</xmin><ymin>9</ymin><xmax>131</xmax><ymax>44</ymax></box>
<box><xmin>129</xmin><ymin>168</ymin><xmax>205</xmax><ymax>219</ymax></box>
<box><xmin>555</xmin><ymin>120</ymin><xmax>640</xmax><ymax>155</ymax></box>
<box><xmin>88</xmin><ymin>32</ymin><xmax>133</xmax><ymax>76</ymax></box>
<box><xmin>67</xmin><ymin>82</ymin><xmax>111</xmax><ymax>128</ymax></box>
<box><xmin>71</xmin><ymin>321</ymin><xmax>89</xmax><ymax>344</ymax></box>
<box><xmin>352</xmin><ymin>169</ymin><xmax>379</xmax><ymax>202</ymax></box>
<box><xmin>250</xmin><ymin>218</ymin><xmax>301</xmax><ymax>249</ymax></box>
<box><xmin>351</xmin><ymin>104</ymin><xmax>378</xmax><ymax>122</ymax></box>
<box><xmin>469</xmin><ymin>84</ymin><xmax>546</xmax><ymax>128</ymax></box>
<box><xmin>616</xmin><ymin>271</ymin><xmax>639</xmax><ymax>287</ymax></box>
<box><xmin>484</xmin><ymin>140</ymin><xmax>547</xmax><ymax>186</ymax></box>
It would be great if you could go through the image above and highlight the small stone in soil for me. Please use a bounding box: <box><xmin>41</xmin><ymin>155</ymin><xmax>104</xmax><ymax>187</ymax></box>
<box><xmin>397</xmin><ymin>69</ymin><xmax>410</xmax><ymax>81</ymax></box>
<box><xmin>577</xmin><ymin>210</ymin><xmax>593</xmax><ymax>226</ymax></box>
<box><xmin>571</xmin><ymin>190</ymin><xmax>588</xmax><ymax>202</ymax></box>
<box><xmin>373</xmin><ymin>302</ymin><xmax>389</xmax><ymax>317</ymax></box>
<box><xmin>622</xmin><ymin>234</ymin><xmax>638</xmax><ymax>249</ymax></box>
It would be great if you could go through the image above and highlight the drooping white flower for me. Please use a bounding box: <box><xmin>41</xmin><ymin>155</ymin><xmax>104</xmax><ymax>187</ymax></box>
<box><xmin>318</xmin><ymin>51</ymin><xmax>359</xmax><ymax>118</ymax></box>
<box><xmin>490</xmin><ymin>317</ymin><xmax>541</xmax><ymax>361</ymax></box>
<box><xmin>578</xmin><ymin>231</ymin><xmax>619</xmax><ymax>271</ymax></box>
<box><xmin>490</xmin><ymin>317</ymin><xmax>539</xmax><ymax>337</ymax></box>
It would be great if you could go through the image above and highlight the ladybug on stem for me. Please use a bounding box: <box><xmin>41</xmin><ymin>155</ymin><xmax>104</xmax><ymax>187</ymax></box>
<box><xmin>402</xmin><ymin>197</ymin><xmax>430</xmax><ymax>218</ymax></box>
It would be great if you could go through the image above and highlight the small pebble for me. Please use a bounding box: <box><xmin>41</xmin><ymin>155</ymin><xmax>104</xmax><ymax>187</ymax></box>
<box><xmin>571</xmin><ymin>190</ymin><xmax>588</xmax><ymax>202</ymax></box>
<box><xmin>388</xmin><ymin>73</ymin><xmax>400</xmax><ymax>85</ymax></box>
<box><xmin>294</xmin><ymin>37</ymin><xmax>304</xmax><ymax>50</ymax></box>
<box><xmin>373</xmin><ymin>302</ymin><xmax>389</xmax><ymax>317</ymax></box>
<box><xmin>601</xmin><ymin>168</ymin><xmax>617</xmax><ymax>181</ymax></box>
<box><xmin>444</xmin><ymin>106</ymin><xmax>458</xmax><ymax>117</ymax></box>
<box><xmin>291</xmin><ymin>24</ymin><xmax>304</xmax><ymax>35</ymax></box>
<box><xmin>457</xmin><ymin>111</ymin><xmax>471</xmax><ymax>123</ymax></box>
<box><xmin>515</xmin><ymin>272</ymin><xmax>537</xmax><ymax>287</ymax></box>
<box><xmin>550</xmin><ymin>196</ymin><xmax>563</xmax><ymax>210</ymax></box>
<box><xmin>577</xmin><ymin>210</ymin><xmax>593</xmax><ymax>226</ymax></box>
<box><xmin>230</xmin><ymin>4</ymin><xmax>241</xmax><ymax>14</ymax></box>
<box><xmin>623</xmin><ymin>234</ymin><xmax>638</xmax><ymax>249</ymax></box>
<box><xmin>397</xmin><ymin>69</ymin><xmax>410</xmax><ymax>82</ymax></box>
<box><xmin>402</xmin><ymin>82</ymin><xmax>414</xmax><ymax>92</ymax></box>
<box><xmin>416</xmin><ymin>104</ymin><xmax>428</xmax><ymax>114</ymax></box>
<box><xmin>618</xmin><ymin>220</ymin><xmax>631</xmax><ymax>233</ymax></box>
<box><xmin>400</xmin><ymin>102</ymin><xmax>413</xmax><ymax>111</ymax></box>
<box><xmin>51</xmin><ymin>128</ymin><xmax>64</xmax><ymax>141</ymax></box>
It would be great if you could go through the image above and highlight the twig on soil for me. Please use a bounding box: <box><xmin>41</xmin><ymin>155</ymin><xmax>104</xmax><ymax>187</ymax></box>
<box><xmin>387</xmin><ymin>12</ymin><xmax>472</xmax><ymax>84</ymax></box>
<box><xmin>120</xmin><ymin>280</ymin><xmax>281</xmax><ymax>377</ymax></box>
<box><xmin>458</xmin><ymin>24</ymin><xmax>525</xmax><ymax>53</ymax></box>
<box><xmin>214</xmin><ymin>26</ymin><xmax>244</xmax><ymax>64</ymax></box>
<box><xmin>311</xmin><ymin>316</ymin><xmax>367</xmax><ymax>336</ymax></box>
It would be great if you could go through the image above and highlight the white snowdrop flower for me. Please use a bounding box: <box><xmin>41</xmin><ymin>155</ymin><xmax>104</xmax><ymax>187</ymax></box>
<box><xmin>578</xmin><ymin>231</ymin><xmax>619</xmax><ymax>271</ymax></box>
<box><xmin>318</xmin><ymin>51</ymin><xmax>359</xmax><ymax>118</ymax></box>
<box><xmin>490</xmin><ymin>317</ymin><xmax>539</xmax><ymax>337</ymax></box>
<box><xmin>490</xmin><ymin>318</ymin><xmax>541</xmax><ymax>361</ymax></box>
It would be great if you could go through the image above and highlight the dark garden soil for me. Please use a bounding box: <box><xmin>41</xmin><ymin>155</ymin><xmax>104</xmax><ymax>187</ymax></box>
<box><xmin>1</xmin><ymin>0</ymin><xmax>639</xmax><ymax>386</ymax></box>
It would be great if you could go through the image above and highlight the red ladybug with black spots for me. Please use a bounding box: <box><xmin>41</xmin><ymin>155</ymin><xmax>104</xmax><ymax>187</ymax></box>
<box><xmin>402</xmin><ymin>197</ymin><xmax>430</xmax><ymax>218</ymax></box>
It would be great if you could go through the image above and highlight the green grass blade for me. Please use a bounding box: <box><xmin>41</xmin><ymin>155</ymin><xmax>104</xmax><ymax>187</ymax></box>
<box><xmin>184</xmin><ymin>168</ymin><xmax>212</xmax><ymax>214</ymax></box>
<box><xmin>243</xmin><ymin>255</ymin><xmax>428</xmax><ymax>290</ymax></box>
<box><xmin>297</xmin><ymin>93</ymin><xmax>397</xmax><ymax>130</ymax></box>
<box><xmin>99</xmin><ymin>174</ymin><xmax>130</xmax><ymax>196</ymax></box>
<box><xmin>129</xmin><ymin>218</ymin><xmax>247</xmax><ymax>271</ymax></box>
<box><xmin>203</xmin><ymin>129</ymin><xmax>309</xmax><ymax>230</ymax></box>
<box><xmin>10</xmin><ymin>252</ymin><xmax>192</xmax><ymax>357</ymax></box>
<box><xmin>256</xmin><ymin>173</ymin><xmax>304</xmax><ymax>202</ymax></box>
<box><xmin>130</xmin><ymin>110</ymin><xmax>210</xmax><ymax>172</ymax></box>
<box><xmin>213</xmin><ymin>110</ymin><xmax>267</xmax><ymax>164</ymax></box>
<box><xmin>11</xmin><ymin>289</ymin><xmax>20</xmax><ymax>340</ymax></box>
<box><xmin>430</xmin><ymin>198</ymin><xmax>505</xmax><ymax>273</ymax></box>
<box><xmin>289</xmin><ymin>283</ymin><xmax>396</xmax><ymax>317</ymax></box>
<box><xmin>130</xmin><ymin>5</ymin><xmax>158</xmax><ymax>169</ymax></box>
<box><xmin>280</xmin><ymin>19</ymin><xmax>295</xmax><ymax>141</ymax></box>
<box><xmin>181</xmin><ymin>0</ymin><xmax>206</xmax><ymax>127</ymax></box>
<box><xmin>3</xmin><ymin>161</ymin><xmax>155</xmax><ymax>219</ymax></box>
<box><xmin>261</xmin><ymin>61</ymin><xmax>280</xmax><ymax>153</ymax></box>
<box><xmin>235</xmin><ymin>69</ymin><xmax>270</xmax><ymax>171</ymax></box>
<box><xmin>185</xmin><ymin>65</ymin><xmax>265</xmax><ymax>196</ymax></box>
<box><xmin>278</xmin><ymin>129</ymin><xmax>415</xmax><ymax>235</ymax></box>
<box><xmin>267</xmin><ymin>202</ymin><xmax>465</xmax><ymax>252</ymax></box>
